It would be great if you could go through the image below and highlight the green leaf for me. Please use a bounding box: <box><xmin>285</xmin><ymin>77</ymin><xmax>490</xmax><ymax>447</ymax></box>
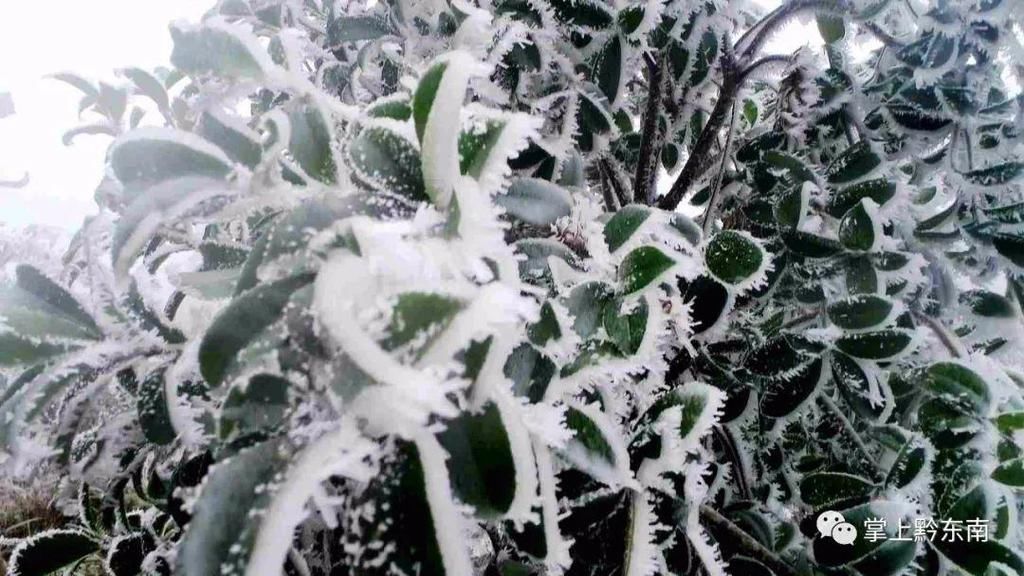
<box><xmin>496</xmin><ymin>178</ymin><xmax>572</xmax><ymax>226</ymax></box>
<box><xmin>705</xmin><ymin>230</ymin><xmax>765</xmax><ymax>285</ymax></box>
<box><xmin>816</xmin><ymin>14</ymin><xmax>845</xmax><ymax>43</ymax></box>
<box><xmin>566</xmin><ymin>281</ymin><xmax>615</xmax><ymax>338</ymax></box>
<box><xmin>366</xmin><ymin>95</ymin><xmax>412</xmax><ymax>120</ymax></box>
<box><xmin>922</xmin><ymin>362</ymin><xmax>989</xmax><ymax>409</ymax></box>
<box><xmin>834</xmin><ymin>329</ymin><xmax>913</xmax><ymax>360</ymax></box>
<box><xmin>832</xmin><ymin>352</ymin><xmax>892</xmax><ymax>422</ymax></box>
<box><xmin>603</xmin><ymin>296</ymin><xmax>648</xmax><ymax>355</ymax></box>
<box><xmin>884</xmin><ymin>436</ymin><xmax>929</xmax><ymax>488</ymax></box>
<box><xmin>594</xmin><ymin>35</ymin><xmax>623</xmax><ymax>105</ymax></box>
<box><xmin>121</xmin><ymin>67</ymin><xmax>170</xmax><ymax>114</ymax></box>
<box><xmin>111</xmin><ymin>129</ymin><xmax>232</xmax><ymax>188</ymax></box>
<box><xmin>438</xmin><ymin>402</ymin><xmax>517</xmax><ymax>518</ymax></box>
<box><xmin>176</xmin><ymin>440</ymin><xmax>288</xmax><ymax>575</ymax></box>
<box><xmin>760</xmin><ymin>358</ymin><xmax>823</xmax><ymax>417</ymax></box>
<box><xmin>994</xmin><ymin>411</ymin><xmax>1024</xmax><ymax>434</ymax></box>
<box><xmin>782</xmin><ymin>230</ymin><xmax>842</xmax><ymax>258</ymax></box>
<box><xmin>111</xmin><ymin>177</ymin><xmax>231</xmax><ymax>278</ymax></box>
<box><xmin>170</xmin><ymin>22</ymin><xmax>268</xmax><ymax>79</ymax></box>
<box><xmin>199</xmin><ymin>273</ymin><xmax>315</xmax><ymax>386</ymax></box>
<box><xmin>960</xmin><ymin>290</ymin><xmax>1015</xmax><ymax>318</ymax></box>
<box><xmin>504</xmin><ymin>343</ymin><xmax>555</xmax><ymax>402</ymax></box>
<box><xmin>992</xmin><ymin>457</ymin><xmax>1024</xmax><ymax>486</ymax></box>
<box><xmin>618</xmin><ymin>246</ymin><xmax>675</xmax><ymax>294</ymax></box>
<box><xmin>516</xmin><ymin>238</ymin><xmax>578</xmax><ymax>286</ymax></box>
<box><xmin>774</xmin><ymin>185</ymin><xmax>808</xmax><ymax>229</ymax></box>
<box><xmin>219</xmin><ymin>374</ymin><xmax>290</xmax><ymax>441</ymax></box>
<box><xmin>565</xmin><ymin>406</ymin><xmax>616</xmax><ymax>467</ymax></box>
<box><xmin>327</xmin><ymin>14</ymin><xmax>396</xmax><ymax>44</ymax></box>
<box><xmin>604</xmin><ymin>204</ymin><xmax>652</xmax><ymax>253</ymax></box>
<box><xmin>106</xmin><ymin>533</ymin><xmax>149</xmax><ymax>576</ymax></box>
<box><xmin>15</xmin><ymin>265</ymin><xmax>100</xmax><ymax>337</ymax></box>
<box><xmin>800</xmin><ymin>472</ymin><xmax>873</xmax><ymax>509</ymax></box>
<box><xmin>382</xmin><ymin>292</ymin><xmax>464</xmax><ymax>352</ymax></box>
<box><xmin>288</xmin><ymin>103</ymin><xmax>338</xmax><ymax>184</ymax></box>
<box><xmin>459</xmin><ymin>120</ymin><xmax>506</xmax><ymax>177</ymax></box>
<box><xmin>993</xmin><ymin>233</ymin><xmax>1024</xmax><ymax>267</ymax></box>
<box><xmin>839</xmin><ymin>199</ymin><xmax>879</xmax><ymax>251</ymax></box>
<box><xmin>138</xmin><ymin>366</ymin><xmax>176</xmax><ymax>445</ymax></box>
<box><xmin>7</xmin><ymin>530</ymin><xmax>99</xmax><ymax>576</ymax></box>
<box><xmin>828</xmin><ymin>295</ymin><xmax>894</xmax><ymax>330</ymax></box>
<box><xmin>918</xmin><ymin>398</ymin><xmax>979</xmax><ymax>449</ymax></box>
<box><xmin>413</xmin><ymin>61</ymin><xmax>446</xmax><ymax>143</ymax></box>
<box><xmin>827</xmin><ymin>179</ymin><xmax>895</xmax><ymax>217</ymax></box>
<box><xmin>349</xmin><ymin>126</ymin><xmax>427</xmax><ymax>202</ymax></box>
<box><xmin>826</xmin><ymin>141</ymin><xmax>880</xmax><ymax>184</ymax></box>
<box><xmin>197</xmin><ymin>111</ymin><xmax>261</xmax><ymax>168</ymax></box>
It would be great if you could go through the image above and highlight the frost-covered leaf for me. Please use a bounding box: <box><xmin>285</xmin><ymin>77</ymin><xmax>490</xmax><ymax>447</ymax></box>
<box><xmin>827</xmin><ymin>295</ymin><xmax>894</xmax><ymax>330</ymax></box>
<box><xmin>603</xmin><ymin>296</ymin><xmax>648</xmax><ymax>355</ymax></box>
<box><xmin>963</xmin><ymin>162</ymin><xmax>1024</xmax><ymax>186</ymax></box>
<box><xmin>199</xmin><ymin>273</ymin><xmax>315</xmax><ymax>386</ymax></box>
<box><xmin>960</xmin><ymin>290</ymin><xmax>1015</xmax><ymax>318</ymax></box>
<box><xmin>782</xmin><ymin>230</ymin><xmax>842</xmax><ymax>258</ymax></box>
<box><xmin>826</xmin><ymin>142</ymin><xmax>880</xmax><ymax>184</ymax></box>
<box><xmin>884</xmin><ymin>435</ymin><xmax>929</xmax><ymax>489</ymax></box>
<box><xmin>327</xmin><ymin>14</ymin><xmax>396</xmax><ymax>44</ymax></box>
<box><xmin>438</xmin><ymin>402</ymin><xmax>517</xmax><ymax>518</ymax></box>
<box><xmin>111</xmin><ymin>177</ymin><xmax>232</xmax><ymax>278</ymax></box>
<box><xmin>196</xmin><ymin>110</ymin><xmax>261</xmax><ymax>168</ymax></box>
<box><xmin>7</xmin><ymin>529</ymin><xmax>99</xmax><ymax>576</ymax></box>
<box><xmin>834</xmin><ymin>330</ymin><xmax>914</xmax><ymax>360</ymax></box>
<box><xmin>832</xmin><ymin>352</ymin><xmax>892</xmax><ymax>422</ymax></box>
<box><xmin>827</xmin><ymin>179</ymin><xmax>895</xmax><ymax>217</ymax></box>
<box><xmin>110</xmin><ymin>128</ymin><xmax>232</xmax><ymax>189</ymax></box>
<box><xmin>170</xmin><ymin>20</ymin><xmax>269</xmax><ymax>79</ymax></box>
<box><xmin>219</xmin><ymin>374</ymin><xmax>289</xmax><ymax>441</ymax></box>
<box><xmin>106</xmin><ymin>533</ymin><xmax>150</xmax><ymax>576</ymax></box>
<box><xmin>839</xmin><ymin>199</ymin><xmax>880</xmax><ymax>251</ymax></box>
<box><xmin>382</xmin><ymin>292</ymin><xmax>464</xmax><ymax>352</ymax></box>
<box><xmin>137</xmin><ymin>365</ymin><xmax>176</xmax><ymax>445</ymax></box>
<box><xmin>287</xmin><ymin>102</ymin><xmax>338</xmax><ymax>184</ymax></box>
<box><xmin>497</xmin><ymin>178</ymin><xmax>572</xmax><ymax>226</ymax></box>
<box><xmin>619</xmin><ymin>246</ymin><xmax>675</xmax><ymax>294</ymax></box>
<box><xmin>594</xmin><ymin>35</ymin><xmax>623</xmax><ymax>105</ymax></box>
<box><xmin>760</xmin><ymin>358</ymin><xmax>823</xmax><ymax>417</ymax></box>
<box><xmin>349</xmin><ymin>125</ymin><xmax>427</xmax><ymax>202</ymax></box>
<box><xmin>800</xmin><ymin>472</ymin><xmax>873</xmax><ymax>509</ymax></box>
<box><xmin>604</xmin><ymin>205</ymin><xmax>651</xmax><ymax>253</ymax></box>
<box><xmin>705</xmin><ymin>231</ymin><xmax>765</xmax><ymax>286</ymax></box>
<box><xmin>177</xmin><ymin>439</ymin><xmax>288</xmax><ymax>575</ymax></box>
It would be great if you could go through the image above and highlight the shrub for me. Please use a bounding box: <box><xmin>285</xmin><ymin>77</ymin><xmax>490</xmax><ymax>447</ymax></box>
<box><xmin>2</xmin><ymin>0</ymin><xmax>1024</xmax><ymax>574</ymax></box>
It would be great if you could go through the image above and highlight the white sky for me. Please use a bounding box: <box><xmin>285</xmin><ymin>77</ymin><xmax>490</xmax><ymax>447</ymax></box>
<box><xmin>0</xmin><ymin>0</ymin><xmax>210</xmax><ymax>230</ymax></box>
<box><xmin>0</xmin><ymin>0</ymin><xmax>813</xmax><ymax>232</ymax></box>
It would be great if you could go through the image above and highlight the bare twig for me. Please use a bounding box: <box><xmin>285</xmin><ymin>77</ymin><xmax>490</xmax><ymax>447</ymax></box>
<box><xmin>702</xmin><ymin>100</ymin><xmax>739</xmax><ymax>233</ymax></box>
<box><xmin>600</xmin><ymin>157</ymin><xmax>631</xmax><ymax>208</ymax></box>
<box><xmin>819</xmin><ymin>394</ymin><xmax>885</xmax><ymax>481</ymax></box>
<box><xmin>912</xmin><ymin>310</ymin><xmax>966</xmax><ymax>358</ymax></box>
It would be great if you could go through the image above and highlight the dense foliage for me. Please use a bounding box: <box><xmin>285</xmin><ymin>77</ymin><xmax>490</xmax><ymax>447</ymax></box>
<box><xmin>3</xmin><ymin>0</ymin><xmax>1024</xmax><ymax>574</ymax></box>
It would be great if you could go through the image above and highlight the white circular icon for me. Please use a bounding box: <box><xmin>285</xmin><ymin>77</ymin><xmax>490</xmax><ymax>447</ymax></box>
<box><xmin>831</xmin><ymin>522</ymin><xmax>858</xmax><ymax>545</ymax></box>
<box><xmin>816</xmin><ymin>510</ymin><xmax>845</xmax><ymax>537</ymax></box>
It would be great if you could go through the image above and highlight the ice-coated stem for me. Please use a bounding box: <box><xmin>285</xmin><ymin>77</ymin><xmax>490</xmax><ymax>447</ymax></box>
<box><xmin>698</xmin><ymin>504</ymin><xmax>799</xmax><ymax>576</ymax></box>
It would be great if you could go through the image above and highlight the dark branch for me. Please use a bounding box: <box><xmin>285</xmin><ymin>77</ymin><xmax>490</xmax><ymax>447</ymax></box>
<box><xmin>634</xmin><ymin>52</ymin><xmax>666</xmax><ymax>205</ymax></box>
<box><xmin>600</xmin><ymin>158</ymin><xmax>630</xmax><ymax>208</ymax></box>
<box><xmin>657</xmin><ymin>49</ymin><xmax>738</xmax><ymax>211</ymax></box>
<box><xmin>699</xmin><ymin>505</ymin><xmax>799</xmax><ymax>576</ymax></box>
